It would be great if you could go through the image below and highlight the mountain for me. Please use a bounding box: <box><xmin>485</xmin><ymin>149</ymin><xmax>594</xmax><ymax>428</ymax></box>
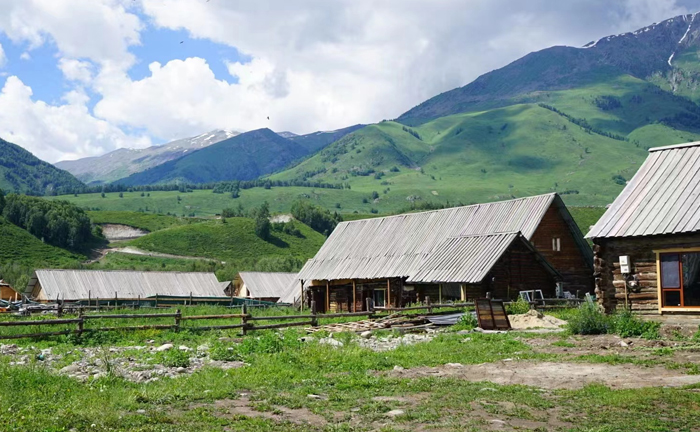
<box><xmin>0</xmin><ymin>138</ymin><xmax>84</xmax><ymax>195</ymax></box>
<box><xmin>276</xmin><ymin>131</ymin><xmax>299</xmax><ymax>138</ymax></box>
<box><xmin>269</xmin><ymin>13</ymin><xmax>700</xmax><ymax>207</ymax></box>
<box><xmin>56</xmin><ymin>129</ymin><xmax>239</xmax><ymax>184</ymax></box>
<box><xmin>115</xmin><ymin>128</ymin><xmax>309</xmax><ymax>185</ymax></box>
<box><xmin>399</xmin><ymin>14</ymin><xmax>700</xmax><ymax>124</ymax></box>
<box><xmin>288</xmin><ymin>124</ymin><xmax>366</xmax><ymax>153</ymax></box>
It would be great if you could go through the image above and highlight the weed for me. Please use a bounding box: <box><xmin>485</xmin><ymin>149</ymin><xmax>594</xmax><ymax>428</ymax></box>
<box><xmin>567</xmin><ymin>301</ymin><xmax>612</xmax><ymax>335</ymax></box>
<box><xmin>506</xmin><ymin>297</ymin><xmax>530</xmax><ymax>315</ymax></box>
<box><xmin>612</xmin><ymin>310</ymin><xmax>660</xmax><ymax>339</ymax></box>
<box><xmin>154</xmin><ymin>348</ymin><xmax>191</xmax><ymax>368</ymax></box>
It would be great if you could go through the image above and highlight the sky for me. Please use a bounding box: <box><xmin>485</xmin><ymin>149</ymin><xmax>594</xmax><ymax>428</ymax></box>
<box><xmin>0</xmin><ymin>0</ymin><xmax>698</xmax><ymax>163</ymax></box>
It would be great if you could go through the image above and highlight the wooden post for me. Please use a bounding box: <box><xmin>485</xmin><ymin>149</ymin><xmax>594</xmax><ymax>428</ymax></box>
<box><xmin>439</xmin><ymin>284</ymin><xmax>443</xmax><ymax>304</ymax></box>
<box><xmin>300</xmin><ymin>280</ymin><xmax>304</xmax><ymax>312</ymax></box>
<box><xmin>460</xmin><ymin>284</ymin><xmax>466</xmax><ymax>302</ymax></box>
<box><xmin>310</xmin><ymin>300</ymin><xmax>318</xmax><ymax>327</ymax></box>
<box><xmin>425</xmin><ymin>296</ymin><xmax>431</xmax><ymax>314</ymax></box>
<box><xmin>78</xmin><ymin>308</ymin><xmax>84</xmax><ymax>337</ymax></box>
<box><xmin>137</xmin><ymin>295</ymin><xmax>141</xmax><ymax>310</ymax></box>
<box><xmin>88</xmin><ymin>290</ymin><xmax>91</xmax><ymax>308</ymax></box>
<box><xmin>352</xmin><ymin>280</ymin><xmax>357</xmax><ymax>313</ymax></box>
<box><xmin>155</xmin><ymin>293</ymin><xmax>158</xmax><ymax>308</ymax></box>
<box><xmin>57</xmin><ymin>300</ymin><xmax>63</xmax><ymax>318</ymax></box>
<box><xmin>387</xmin><ymin>279</ymin><xmax>391</xmax><ymax>308</ymax></box>
<box><xmin>326</xmin><ymin>281</ymin><xmax>330</xmax><ymax>314</ymax></box>
<box><xmin>175</xmin><ymin>309</ymin><xmax>181</xmax><ymax>332</ymax></box>
<box><xmin>366</xmin><ymin>297</ymin><xmax>373</xmax><ymax>315</ymax></box>
<box><xmin>190</xmin><ymin>292</ymin><xmax>193</xmax><ymax>306</ymax></box>
<box><xmin>241</xmin><ymin>303</ymin><xmax>248</xmax><ymax>335</ymax></box>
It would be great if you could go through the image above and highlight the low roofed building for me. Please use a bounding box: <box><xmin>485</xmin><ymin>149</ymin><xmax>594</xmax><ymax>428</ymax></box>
<box><xmin>233</xmin><ymin>272</ymin><xmax>305</xmax><ymax>304</ymax></box>
<box><xmin>26</xmin><ymin>270</ymin><xmax>227</xmax><ymax>302</ymax></box>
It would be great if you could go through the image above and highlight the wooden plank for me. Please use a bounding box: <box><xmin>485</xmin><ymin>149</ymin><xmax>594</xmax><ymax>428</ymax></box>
<box><xmin>83</xmin><ymin>313</ymin><xmax>180</xmax><ymax>319</ymax></box>
<box><xmin>0</xmin><ymin>318</ymin><xmax>81</xmax><ymax>327</ymax></box>
<box><xmin>188</xmin><ymin>323</ymin><xmax>246</xmax><ymax>331</ymax></box>
<box><xmin>490</xmin><ymin>300</ymin><xmax>511</xmax><ymax>330</ymax></box>
<box><xmin>180</xmin><ymin>314</ymin><xmax>247</xmax><ymax>320</ymax></box>
<box><xmin>475</xmin><ymin>298</ymin><xmax>495</xmax><ymax>330</ymax></box>
<box><xmin>249</xmin><ymin>321</ymin><xmax>313</xmax><ymax>331</ymax></box>
<box><xmin>248</xmin><ymin>314</ymin><xmax>311</xmax><ymax>321</ymax></box>
<box><xmin>84</xmin><ymin>325</ymin><xmax>176</xmax><ymax>332</ymax></box>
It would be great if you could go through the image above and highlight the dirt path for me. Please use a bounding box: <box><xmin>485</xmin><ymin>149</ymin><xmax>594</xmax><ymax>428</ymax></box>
<box><xmin>384</xmin><ymin>360</ymin><xmax>700</xmax><ymax>389</ymax></box>
<box><xmin>108</xmin><ymin>246</ymin><xmax>219</xmax><ymax>262</ymax></box>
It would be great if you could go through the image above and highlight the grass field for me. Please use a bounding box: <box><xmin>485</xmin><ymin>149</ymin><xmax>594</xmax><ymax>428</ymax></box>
<box><xmin>1</xmin><ymin>308</ymin><xmax>699</xmax><ymax>432</ymax></box>
<box><xmin>0</xmin><ymin>216</ymin><xmax>85</xmax><ymax>268</ymax></box>
<box><xmin>126</xmin><ymin>217</ymin><xmax>325</xmax><ymax>263</ymax></box>
<box><xmin>87</xmin><ymin>211</ymin><xmax>204</xmax><ymax>232</ymax></box>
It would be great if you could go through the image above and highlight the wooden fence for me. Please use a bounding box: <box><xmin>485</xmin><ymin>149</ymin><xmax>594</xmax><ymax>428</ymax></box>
<box><xmin>0</xmin><ymin>296</ymin><xmax>582</xmax><ymax>341</ymax></box>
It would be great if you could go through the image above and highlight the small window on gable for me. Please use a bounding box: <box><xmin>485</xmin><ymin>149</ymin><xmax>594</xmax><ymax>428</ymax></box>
<box><xmin>552</xmin><ymin>237</ymin><xmax>561</xmax><ymax>252</ymax></box>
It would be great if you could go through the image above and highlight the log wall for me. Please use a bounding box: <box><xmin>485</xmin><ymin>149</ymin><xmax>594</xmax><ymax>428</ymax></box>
<box><xmin>593</xmin><ymin>233</ymin><xmax>700</xmax><ymax>314</ymax></box>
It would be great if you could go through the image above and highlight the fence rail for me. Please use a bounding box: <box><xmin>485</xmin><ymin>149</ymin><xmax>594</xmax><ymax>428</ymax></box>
<box><xmin>0</xmin><ymin>295</ymin><xmax>582</xmax><ymax>341</ymax></box>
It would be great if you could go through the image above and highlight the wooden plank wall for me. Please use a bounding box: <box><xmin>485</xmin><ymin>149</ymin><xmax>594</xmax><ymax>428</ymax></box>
<box><xmin>531</xmin><ymin>205</ymin><xmax>593</xmax><ymax>293</ymax></box>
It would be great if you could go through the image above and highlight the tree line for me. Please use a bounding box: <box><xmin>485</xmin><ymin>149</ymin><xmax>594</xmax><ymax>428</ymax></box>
<box><xmin>0</xmin><ymin>190</ymin><xmax>95</xmax><ymax>249</ymax></box>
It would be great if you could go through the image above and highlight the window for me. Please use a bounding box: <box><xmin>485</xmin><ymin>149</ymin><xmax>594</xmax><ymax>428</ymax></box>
<box><xmin>659</xmin><ymin>252</ymin><xmax>700</xmax><ymax>308</ymax></box>
<box><xmin>373</xmin><ymin>289</ymin><xmax>386</xmax><ymax>307</ymax></box>
<box><xmin>552</xmin><ymin>237</ymin><xmax>561</xmax><ymax>252</ymax></box>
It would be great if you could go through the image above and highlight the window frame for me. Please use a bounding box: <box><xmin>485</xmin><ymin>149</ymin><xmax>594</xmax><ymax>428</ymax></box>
<box><xmin>655</xmin><ymin>247</ymin><xmax>700</xmax><ymax>313</ymax></box>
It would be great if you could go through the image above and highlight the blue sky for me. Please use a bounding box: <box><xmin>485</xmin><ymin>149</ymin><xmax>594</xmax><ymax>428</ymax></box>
<box><xmin>0</xmin><ymin>0</ymin><xmax>695</xmax><ymax>163</ymax></box>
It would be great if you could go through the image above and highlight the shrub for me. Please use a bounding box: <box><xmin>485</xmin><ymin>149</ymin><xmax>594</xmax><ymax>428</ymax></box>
<box><xmin>154</xmin><ymin>348</ymin><xmax>191</xmax><ymax>368</ymax></box>
<box><xmin>506</xmin><ymin>297</ymin><xmax>530</xmax><ymax>315</ymax></box>
<box><xmin>210</xmin><ymin>341</ymin><xmax>238</xmax><ymax>361</ymax></box>
<box><xmin>254</xmin><ymin>201</ymin><xmax>271</xmax><ymax>240</ymax></box>
<box><xmin>613</xmin><ymin>309</ymin><xmax>660</xmax><ymax>339</ymax></box>
<box><xmin>567</xmin><ymin>301</ymin><xmax>612</xmax><ymax>335</ymax></box>
<box><xmin>453</xmin><ymin>312</ymin><xmax>478</xmax><ymax>331</ymax></box>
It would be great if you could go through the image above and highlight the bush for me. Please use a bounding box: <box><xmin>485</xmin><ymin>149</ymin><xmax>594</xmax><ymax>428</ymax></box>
<box><xmin>453</xmin><ymin>312</ymin><xmax>478</xmax><ymax>331</ymax></box>
<box><xmin>613</xmin><ymin>310</ymin><xmax>660</xmax><ymax>339</ymax></box>
<box><xmin>290</xmin><ymin>200</ymin><xmax>342</xmax><ymax>236</ymax></box>
<box><xmin>210</xmin><ymin>341</ymin><xmax>238</xmax><ymax>361</ymax></box>
<box><xmin>506</xmin><ymin>297</ymin><xmax>530</xmax><ymax>315</ymax></box>
<box><xmin>567</xmin><ymin>301</ymin><xmax>612</xmax><ymax>335</ymax></box>
<box><xmin>254</xmin><ymin>202</ymin><xmax>271</xmax><ymax>240</ymax></box>
<box><xmin>154</xmin><ymin>348</ymin><xmax>191</xmax><ymax>368</ymax></box>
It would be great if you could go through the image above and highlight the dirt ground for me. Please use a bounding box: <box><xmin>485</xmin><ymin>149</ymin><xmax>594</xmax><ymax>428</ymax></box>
<box><xmin>384</xmin><ymin>359</ymin><xmax>700</xmax><ymax>389</ymax></box>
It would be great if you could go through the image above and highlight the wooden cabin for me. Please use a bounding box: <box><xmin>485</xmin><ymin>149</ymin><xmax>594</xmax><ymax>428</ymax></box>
<box><xmin>0</xmin><ymin>280</ymin><xmax>20</xmax><ymax>301</ymax></box>
<box><xmin>588</xmin><ymin>142</ymin><xmax>700</xmax><ymax>314</ymax></box>
<box><xmin>232</xmin><ymin>272</ymin><xmax>303</xmax><ymax>304</ymax></box>
<box><xmin>298</xmin><ymin>193</ymin><xmax>593</xmax><ymax>313</ymax></box>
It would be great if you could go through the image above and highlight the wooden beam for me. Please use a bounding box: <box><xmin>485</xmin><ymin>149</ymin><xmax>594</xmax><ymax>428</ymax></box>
<box><xmin>300</xmin><ymin>279</ymin><xmax>304</xmax><ymax>311</ymax></box>
<box><xmin>439</xmin><ymin>284</ymin><xmax>442</xmax><ymax>304</ymax></box>
<box><xmin>326</xmin><ymin>281</ymin><xmax>330</xmax><ymax>313</ymax></box>
<box><xmin>352</xmin><ymin>280</ymin><xmax>357</xmax><ymax>312</ymax></box>
<box><xmin>387</xmin><ymin>279</ymin><xmax>391</xmax><ymax>308</ymax></box>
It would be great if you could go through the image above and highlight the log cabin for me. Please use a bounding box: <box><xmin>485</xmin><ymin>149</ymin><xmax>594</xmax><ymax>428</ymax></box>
<box><xmin>588</xmin><ymin>142</ymin><xmax>700</xmax><ymax>314</ymax></box>
<box><xmin>298</xmin><ymin>193</ymin><xmax>593</xmax><ymax>313</ymax></box>
<box><xmin>0</xmin><ymin>280</ymin><xmax>20</xmax><ymax>302</ymax></box>
<box><xmin>231</xmin><ymin>272</ymin><xmax>304</xmax><ymax>304</ymax></box>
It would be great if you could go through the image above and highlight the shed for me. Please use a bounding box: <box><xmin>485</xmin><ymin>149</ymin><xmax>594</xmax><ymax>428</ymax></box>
<box><xmin>299</xmin><ymin>193</ymin><xmax>591</xmax><ymax>313</ymax></box>
<box><xmin>26</xmin><ymin>270</ymin><xmax>227</xmax><ymax>302</ymax></box>
<box><xmin>233</xmin><ymin>272</ymin><xmax>305</xmax><ymax>304</ymax></box>
<box><xmin>0</xmin><ymin>280</ymin><xmax>20</xmax><ymax>301</ymax></box>
<box><xmin>588</xmin><ymin>141</ymin><xmax>700</xmax><ymax>314</ymax></box>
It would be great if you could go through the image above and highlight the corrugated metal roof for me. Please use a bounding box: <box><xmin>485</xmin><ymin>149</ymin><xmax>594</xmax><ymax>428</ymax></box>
<box><xmin>298</xmin><ymin>193</ymin><xmax>559</xmax><ymax>281</ymax></box>
<box><xmin>31</xmin><ymin>270</ymin><xmax>226</xmax><ymax>300</ymax></box>
<box><xmin>588</xmin><ymin>142</ymin><xmax>700</xmax><ymax>239</ymax></box>
<box><xmin>238</xmin><ymin>272</ymin><xmax>298</xmax><ymax>299</ymax></box>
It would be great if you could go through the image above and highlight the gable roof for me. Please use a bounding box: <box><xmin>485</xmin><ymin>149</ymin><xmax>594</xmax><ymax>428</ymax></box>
<box><xmin>407</xmin><ymin>232</ymin><xmax>560</xmax><ymax>284</ymax></box>
<box><xmin>237</xmin><ymin>272</ymin><xmax>299</xmax><ymax>300</ymax></box>
<box><xmin>298</xmin><ymin>193</ymin><xmax>579</xmax><ymax>282</ymax></box>
<box><xmin>29</xmin><ymin>270</ymin><xmax>226</xmax><ymax>300</ymax></box>
<box><xmin>588</xmin><ymin>142</ymin><xmax>700</xmax><ymax>239</ymax></box>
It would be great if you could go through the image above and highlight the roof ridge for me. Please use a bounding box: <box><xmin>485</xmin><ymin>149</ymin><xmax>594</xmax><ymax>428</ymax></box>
<box><xmin>648</xmin><ymin>141</ymin><xmax>700</xmax><ymax>152</ymax></box>
<box><xmin>447</xmin><ymin>231</ymin><xmax>521</xmax><ymax>239</ymax></box>
<box><xmin>35</xmin><ymin>269</ymin><xmax>216</xmax><ymax>275</ymax></box>
<box><xmin>339</xmin><ymin>193</ymin><xmax>557</xmax><ymax>226</ymax></box>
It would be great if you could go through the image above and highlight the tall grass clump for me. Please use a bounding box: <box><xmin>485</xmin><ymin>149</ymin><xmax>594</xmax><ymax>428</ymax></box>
<box><xmin>506</xmin><ymin>297</ymin><xmax>530</xmax><ymax>315</ymax></box>
<box><xmin>613</xmin><ymin>309</ymin><xmax>660</xmax><ymax>339</ymax></box>
<box><xmin>567</xmin><ymin>301</ymin><xmax>612</xmax><ymax>335</ymax></box>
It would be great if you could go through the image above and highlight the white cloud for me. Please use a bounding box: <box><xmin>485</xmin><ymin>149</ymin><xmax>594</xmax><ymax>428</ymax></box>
<box><xmin>0</xmin><ymin>43</ymin><xmax>5</xmax><ymax>68</ymax></box>
<box><xmin>19</xmin><ymin>52</ymin><xmax>30</xmax><ymax>61</ymax></box>
<box><xmin>0</xmin><ymin>0</ymin><xmax>141</xmax><ymax>68</ymax></box>
<box><xmin>58</xmin><ymin>58</ymin><xmax>94</xmax><ymax>84</ymax></box>
<box><xmin>0</xmin><ymin>0</ymin><xmax>697</xmax><ymax>162</ymax></box>
<box><xmin>0</xmin><ymin>76</ymin><xmax>150</xmax><ymax>163</ymax></box>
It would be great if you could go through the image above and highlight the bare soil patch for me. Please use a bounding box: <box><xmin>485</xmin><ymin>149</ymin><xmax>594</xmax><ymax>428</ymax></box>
<box><xmin>383</xmin><ymin>360</ymin><xmax>700</xmax><ymax>389</ymax></box>
<box><xmin>197</xmin><ymin>393</ymin><xmax>329</xmax><ymax>427</ymax></box>
<box><xmin>101</xmin><ymin>224</ymin><xmax>149</xmax><ymax>240</ymax></box>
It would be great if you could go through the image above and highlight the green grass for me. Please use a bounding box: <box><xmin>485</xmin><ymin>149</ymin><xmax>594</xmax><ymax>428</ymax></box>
<box><xmin>126</xmin><ymin>217</ymin><xmax>325</xmax><ymax>263</ymax></box>
<box><xmin>1</xmin><ymin>328</ymin><xmax>699</xmax><ymax>431</ymax></box>
<box><xmin>88</xmin><ymin>211</ymin><xmax>203</xmax><ymax>232</ymax></box>
<box><xmin>0</xmin><ymin>216</ymin><xmax>84</xmax><ymax>268</ymax></box>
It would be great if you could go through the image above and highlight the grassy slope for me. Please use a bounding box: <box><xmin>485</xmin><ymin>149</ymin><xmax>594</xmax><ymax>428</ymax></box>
<box><xmin>0</xmin><ymin>216</ymin><xmax>84</xmax><ymax>268</ymax></box>
<box><xmin>126</xmin><ymin>217</ymin><xmax>326</xmax><ymax>262</ymax></box>
<box><xmin>87</xmin><ymin>211</ymin><xmax>204</xmax><ymax>232</ymax></box>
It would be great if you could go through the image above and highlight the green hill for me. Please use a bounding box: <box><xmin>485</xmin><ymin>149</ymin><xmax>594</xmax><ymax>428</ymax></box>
<box><xmin>126</xmin><ymin>217</ymin><xmax>326</xmax><ymax>262</ymax></box>
<box><xmin>0</xmin><ymin>216</ymin><xmax>84</xmax><ymax>269</ymax></box>
<box><xmin>115</xmin><ymin>128</ymin><xmax>309</xmax><ymax>186</ymax></box>
<box><xmin>0</xmin><ymin>138</ymin><xmax>84</xmax><ymax>195</ymax></box>
<box><xmin>289</xmin><ymin>124</ymin><xmax>366</xmax><ymax>153</ymax></box>
<box><xmin>87</xmin><ymin>211</ymin><xmax>204</xmax><ymax>232</ymax></box>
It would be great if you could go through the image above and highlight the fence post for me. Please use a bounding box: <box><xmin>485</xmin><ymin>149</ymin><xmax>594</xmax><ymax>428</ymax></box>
<box><xmin>425</xmin><ymin>296</ymin><xmax>431</xmax><ymax>314</ymax></box>
<box><xmin>57</xmin><ymin>300</ymin><xmax>63</xmax><ymax>318</ymax></box>
<box><xmin>241</xmin><ymin>303</ymin><xmax>248</xmax><ymax>336</ymax></box>
<box><xmin>366</xmin><ymin>297</ymin><xmax>373</xmax><ymax>318</ymax></box>
<box><xmin>175</xmin><ymin>309</ymin><xmax>181</xmax><ymax>332</ymax></box>
<box><xmin>190</xmin><ymin>292</ymin><xmax>193</xmax><ymax>306</ymax></box>
<box><xmin>78</xmin><ymin>308</ymin><xmax>84</xmax><ymax>337</ymax></box>
<box><xmin>310</xmin><ymin>301</ymin><xmax>318</xmax><ymax>327</ymax></box>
